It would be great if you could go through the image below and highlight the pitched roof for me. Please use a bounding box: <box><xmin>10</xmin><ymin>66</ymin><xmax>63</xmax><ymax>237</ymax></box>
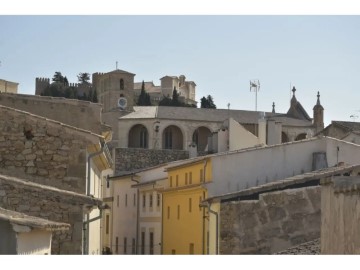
<box><xmin>0</xmin><ymin>207</ymin><xmax>70</xmax><ymax>231</ymax></box>
<box><xmin>108</xmin><ymin>69</ymin><xmax>135</xmax><ymax>76</ymax></box>
<box><xmin>332</xmin><ymin>121</ymin><xmax>360</xmax><ymax>132</ymax></box>
<box><xmin>120</xmin><ymin>106</ymin><xmax>313</xmax><ymax>126</ymax></box>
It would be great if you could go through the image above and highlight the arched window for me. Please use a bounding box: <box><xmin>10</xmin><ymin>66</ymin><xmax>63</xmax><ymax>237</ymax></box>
<box><xmin>192</xmin><ymin>127</ymin><xmax>211</xmax><ymax>151</ymax></box>
<box><xmin>128</xmin><ymin>124</ymin><xmax>148</xmax><ymax>149</ymax></box>
<box><xmin>162</xmin><ymin>125</ymin><xmax>183</xmax><ymax>150</ymax></box>
<box><xmin>140</xmin><ymin>127</ymin><xmax>148</xmax><ymax>148</ymax></box>
<box><xmin>120</xmin><ymin>79</ymin><xmax>124</xmax><ymax>90</ymax></box>
<box><xmin>295</xmin><ymin>133</ymin><xmax>307</xmax><ymax>141</ymax></box>
<box><xmin>282</xmin><ymin>132</ymin><xmax>289</xmax><ymax>143</ymax></box>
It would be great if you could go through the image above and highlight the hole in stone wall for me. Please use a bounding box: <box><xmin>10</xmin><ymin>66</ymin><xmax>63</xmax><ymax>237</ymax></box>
<box><xmin>23</xmin><ymin>124</ymin><xmax>34</xmax><ymax>140</ymax></box>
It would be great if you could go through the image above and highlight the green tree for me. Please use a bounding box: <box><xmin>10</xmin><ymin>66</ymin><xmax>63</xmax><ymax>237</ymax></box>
<box><xmin>200</xmin><ymin>95</ymin><xmax>216</xmax><ymax>109</ymax></box>
<box><xmin>171</xmin><ymin>87</ymin><xmax>181</xmax><ymax>106</ymax></box>
<box><xmin>137</xmin><ymin>81</ymin><xmax>151</xmax><ymax>106</ymax></box>
<box><xmin>52</xmin><ymin>72</ymin><xmax>65</xmax><ymax>84</ymax></box>
<box><xmin>158</xmin><ymin>95</ymin><xmax>172</xmax><ymax>106</ymax></box>
<box><xmin>77</xmin><ymin>72</ymin><xmax>91</xmax><ymax>84</ymax></box>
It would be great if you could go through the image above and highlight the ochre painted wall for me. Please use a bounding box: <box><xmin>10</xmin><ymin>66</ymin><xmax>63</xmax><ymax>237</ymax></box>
<box><xmin>162</xmin><ymin>159</ymin><xmax>211</xmax><ymax>254</ymax></box>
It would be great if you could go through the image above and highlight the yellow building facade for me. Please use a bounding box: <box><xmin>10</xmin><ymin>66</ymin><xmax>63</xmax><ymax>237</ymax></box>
<box><xmin>162</xmin><ymin>158</ymin><xmax>212</xmax><ymax>254</ymax></box>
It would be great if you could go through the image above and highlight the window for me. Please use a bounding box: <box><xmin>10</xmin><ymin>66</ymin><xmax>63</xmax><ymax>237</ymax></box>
<box><xmin>140</xmin><ymin>127</ymin><xmax>148</xmax><ymax>148</ymax></box>
<box><xmin>189</xmin><ymin>198</ymin><xmax>192</xmax><ymax>213</ymax></box>
<box><xmin>124</xmin><ymin>237</ymin><xmax>127</xmax><ymax>254</ymax></box>
<box><xmin>125</xmin><ymin>194</ymin><xmax>128</xmax><ymax>207</ymax></box>
<box><xmin>143</xmin><ymin>194</ymin><xmax>146</xmax><ymax>208</ymax></box>
<box><xmin>150</xmin><ymin>194</ymin><xmax>153</xmax><ymax>208</ymax></box>
<box><xmin>189</xmin><ymin>243</ymin><xmax>194</xmax><ymax>255</ymax></box>
<box><xmin>185</xmin><ymin>173</ymin><xmax>188</xmax><ymax>185</ymax></box>
<box><xmin>105</xmin><ymin>214</ymin><xmax>109</xmax><ymax>235</ymax></box>
<box><xmin>149</xmin><ymin>232</ymin><xmax>154</xmax><ymax>255</ymax></box>
<box><xmin>157</xmin><ymin>194</ymin><xmax>161</xmax><ymax>207</ymax></box>
<box><xmin>132</xmin><ymin>238</ymin><xmax>136</xmax><ymax>254</ymax></box>
<box><xmin>172</xmin><ymin>249</ymin><xmax>176</xmax><ymax>255</ymax></box>
<box><xmin>177</xmin><ymin>205</ymin><xmax>180</xmax><ymax>220</ymax></box>
<box><xmin>133</xmin><ymin>193</ymin><xmax>136</xmax><ymax>206</ymax></box>
<box><xmin>199</xmin><ymin>196</ymin><xmax>202</xmax><ymax>211</ymax></box>
<box><xmin>120</xmin><ymin>79</ymin><xmax>124</xmax><ymax>90</ymax></box>
<box><xmin>176</xmin><ymin>175</ymin><xmax>179</xmax><ymax>187</ymax></box>
<box><xmin>141</xmin><ymin>232</ymin><xmax>145</xmax><ymax>255</ymax></box>
<box><xmin>165</xmin><ymin>130</ymin><xmax>172</xmax><ymax>149</ymax></box>
<box><xmin>189</xmin><ymin>172</ymin><xmax>192</xmax><ymax>184</ymax></box>
<box><xmin>167</xmin><ymin>206</ymin><xmax>170</xmax><ymax>219</ymax></box>
<box><xmin>170</xmin><ymin>176</ymin><xmax>173</xmax><ymax>187</ymax></box>
<box><xmin>200</xmin><ymin>169</ymin><xmax>204</xmax><ymax>182</ymax></box>
<box><xmin>115</xmin><ymin>237</ymin><xmax>119</xmax><ymax>254</ymax></box>
<box><xmin>117</xmin><ymin>195</ymin><xmax>119</xmax><ymax>207</ymax></box>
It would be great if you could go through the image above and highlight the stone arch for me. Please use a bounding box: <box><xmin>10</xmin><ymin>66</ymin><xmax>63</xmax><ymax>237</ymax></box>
<box><xmin>295</xmin><ymin>133</ymin><xmax>307</xmax><ymax>141</ymax></box>
<box><xmin>281</xmin><ymin>132</ymin><xmax>289</xmax><ymax>143</ymax></box>
<box><xmin>162</xmin><ymin>125</ymin><xmax>183</xmax><ymax>150</ymax></box>
<box><xmin>192</xmin><ymin>126</ymin><xmax>211</xmax><ymax>151</ymax></box>
<box><xmin>128</xmin><ymin>124</ymin><xmax>149</xmax><ymax>148</ymax></box>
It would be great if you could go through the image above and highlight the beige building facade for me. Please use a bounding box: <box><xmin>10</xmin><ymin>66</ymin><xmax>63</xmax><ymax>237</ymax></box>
<box><xmin>0</xmin><ymin>79</ymin><xmax>18</xmax><ymax>93</ymax></box>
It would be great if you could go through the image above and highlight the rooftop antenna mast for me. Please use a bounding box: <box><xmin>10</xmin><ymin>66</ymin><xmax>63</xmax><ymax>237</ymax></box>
<box><xmin>116</xmin><ymin>61</ymin><xmax>118</xmax><ymax>70</ymax></box>
<box><xmin>250</xmin><ymin>79</ymin><xmax>260</xmax><ymax>111</ymax></box>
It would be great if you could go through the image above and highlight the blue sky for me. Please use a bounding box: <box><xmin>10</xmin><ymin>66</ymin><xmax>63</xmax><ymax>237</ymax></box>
<box><xmin>1</xmin><ymin>14</ymin><xmax>360</xmax><ymax>125</ymax></box>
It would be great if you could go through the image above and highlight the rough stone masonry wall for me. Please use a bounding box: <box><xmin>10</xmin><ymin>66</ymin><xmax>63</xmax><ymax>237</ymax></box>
<box><xmin>115</xmin><ymin>148</ymin><xmax>189</xmax><ymax>173</ymax></box>
<box><xmin>0</xmin><ymin>93</ymin><xmax>102</xmax><ymax>134</ymax></box>
<box><xmin>220</xmin><ymin>186</ymin><xmax>320</xmax><ymax>254</ymax></box>
<box><xmin>0</xmin><ymin>106</ymin><xmax>95</xmax><ymax>194</ymax></box>
<box><xmin>0</xmin><ymin>175</ymin><xmax>100</xmax><ymax>254</ymax></box>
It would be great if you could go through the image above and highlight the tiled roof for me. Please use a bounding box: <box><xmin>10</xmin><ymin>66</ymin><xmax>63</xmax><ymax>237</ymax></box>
<box><xmin>275</xmin><ymin>239</ymin><xmax>320</xmax><ymax>255</ymax></box>
<box><xmin>333</xmin><ymin>121</ymin><xmax>360</xmax><ymax>131</ymax></box>
<box><xmin>0</xmin><ymin>207</ymin><xmax>70</xmax><ymax>231</ymax></box>
<box><xmin>121</xmin><ymin>106</ymin><xmax>313</xmax><ymax>126</ymax></box>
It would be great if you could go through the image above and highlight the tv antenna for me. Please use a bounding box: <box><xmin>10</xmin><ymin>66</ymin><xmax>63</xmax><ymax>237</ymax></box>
<box><xmin>250</xmin><ymin>80</ymin><xmax>260</xmax><ymax>111</ymax></box>
<box><xmin>350</xmin><ymin>114</ymin><xmax>359</xmax><ymax>121</ymax></box>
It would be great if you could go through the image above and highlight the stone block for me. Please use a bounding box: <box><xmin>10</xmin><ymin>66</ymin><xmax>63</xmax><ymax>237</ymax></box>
<box><xmin>267</xmin><ymin>206</ymin><xmax>286</xmax><ymax>221</ymax></box>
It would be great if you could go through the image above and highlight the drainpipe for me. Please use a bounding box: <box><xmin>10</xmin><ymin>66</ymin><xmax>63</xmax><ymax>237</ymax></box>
<box><xmin>203</xmin><ymin>159</ymin><xmax>207</xmax><ymax>183</ymax></box>
<box><xmin>83</xmin><ymin>141</ymin><xmax>106</xmax><ymax>255</ymax></box>
<box><xmin>131</xmin><ymin>175</ymin><xmax>140</xmax><ymax>254</ymax></box>
<box><xmin>207</xmin><ymin>202</ymin><xmax>219</xmax><ymax>255</ymax></box>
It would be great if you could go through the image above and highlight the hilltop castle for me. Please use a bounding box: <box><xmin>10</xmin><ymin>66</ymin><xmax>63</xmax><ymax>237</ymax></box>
<box><xmin>35</xmin><ymin>69</ymin><xmax>198</xmax><ymax>111</ymax></box>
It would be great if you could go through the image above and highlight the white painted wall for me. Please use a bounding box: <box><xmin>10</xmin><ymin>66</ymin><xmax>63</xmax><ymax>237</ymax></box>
<box><xmin>229</xmin><ymin>118</ymin><xmax>261</xmax><ymax>151</ymax></box>
<box><xmin>208</xmin><ymin>137</ymin><xmax>360</xmax><ymax>197</ymax></box>
<box><xmin>111</xmin><ymin>177</ymin><xmax>137</xmax><ymax>254</ymax></box>
<box><xmin>137</xmin><ymin>171</ymin><xmax>166</xmax><ymax>255</ymax></box>
<box><xmin>17</xmin><ymin>230</ymin><xmax>52</xmax><ymax>255</ymax></box>
<box><xmin>342</xmin><ymin>133</ymin><xmax>360</xmax><ymax>145</ymax></box>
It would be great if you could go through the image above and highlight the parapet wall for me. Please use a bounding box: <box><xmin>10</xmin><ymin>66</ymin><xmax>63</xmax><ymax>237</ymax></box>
<box><xmin>220</xmin><ymin>186</ymin><xmax>320</xmax><ymax>254</ymax></box>
<box><xmin>0</xmin><ymin>93</ymin><xmax>102</xmax><ymax>134</ymax></box>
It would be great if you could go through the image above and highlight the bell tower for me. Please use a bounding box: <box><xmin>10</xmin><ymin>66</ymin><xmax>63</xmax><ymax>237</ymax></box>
<box><xmin>313</xmin><ymin>91</ymin><xmax>324</xmax><ymax>133</ymax></box>
<box><xmin>93</xmin><ymin>69</ymin><xmax>135</xmax><ymax>113</ymax></box>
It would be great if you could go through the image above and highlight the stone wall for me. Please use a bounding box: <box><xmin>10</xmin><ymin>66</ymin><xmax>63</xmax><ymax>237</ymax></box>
<box><xmin>115</xmin><ymin>148</ymin><xmax>189</xmax><ymax>173</ymax></box>
<box><xmin>0</xmin><ymin>105</ymin><xmax>100</xmax><ymax>193</ymax></box>
<box><xmin>0</xmin><ymin>93</ymin><xmax>102</xmax><ymax>134</ymax></box>
<box><xmin>220</xmin><ymin>186</ymin><xmax>320</xmax><ymax>254</ymax></box>
<box><xmin>321</xmin><ymin>176</ymin><xmax>360</xmax><ymax>254</ymax></box>
<box><xmin>0</xmin><ymin>174</ymin><xmax>101</xmax><ymax>254</ymax></box>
